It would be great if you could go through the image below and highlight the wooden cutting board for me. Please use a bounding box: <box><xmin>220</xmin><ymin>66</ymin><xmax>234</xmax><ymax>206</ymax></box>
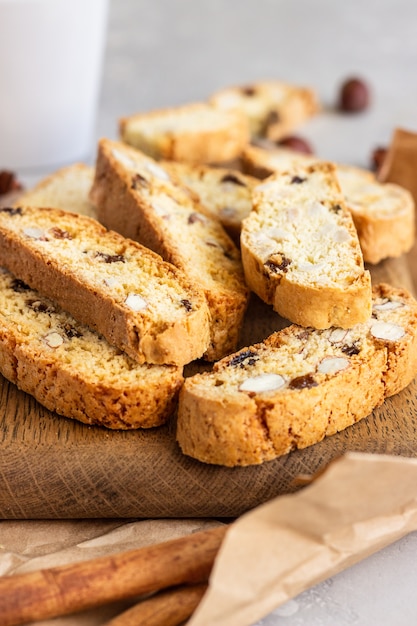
<box><xmin>0</xmin><ymin>196</ymin><xmax>416</xmax><ymax>518</ymax></box>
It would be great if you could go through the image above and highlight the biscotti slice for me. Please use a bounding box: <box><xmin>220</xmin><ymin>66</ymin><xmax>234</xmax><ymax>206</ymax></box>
<box><xmin>241</xmin><ymin>143</ymin><xmax>318</xmax><ymax>179</ymax></box>
<box><xmin>0</xmin><ymin>268</ymin><xmax>183</xmax><ymax>429</ymax></box>
<box><xmin>210</xmin><ymin>80</ymin><xmax>319</xmax><ymax>141</ymax></box>
<box><xmin>241</xmin><ymin>161</ymin><xmax>372</xmax><ymax>329</ymax></box>
<box><xmin>90</xmin><ymin>139</ymin><xmax>249</xmax><ymax>361</ymax></box>
<box><xmin>0</xmin><ymin>206</ymin><xmax>210</xmax><ymax>366</ymax></box>
<box><xmin>242</xmin><ymin>144</ymin><xmax>415</xmax><ymax>264</ymax></box>
<box><xmin>336</xmin><ymin>164</ymin><xmax>415</xmax><ymax>264</ymax></box>
<box><xmin>15</xmin><ymin>163</ymin><xmax>96</xmax><ymax>218</ymax></box>
<box><xmin>161</xmin><ymin>160</ymin><xmax>258</xmax><ymax>243</ymax></box>
<box><xmin>177</xmin><ymin>283</ymin><xmax>417</xmax><ymax>466</ymax></box>
<box><xmin>119</xmin><ymin>102</ymin><xmax>249</xmax><ymax>165</ymax></box>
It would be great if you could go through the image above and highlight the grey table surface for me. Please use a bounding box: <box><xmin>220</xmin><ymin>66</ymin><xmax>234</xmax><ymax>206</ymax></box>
<box><xmin>18</xmin><ymin>0</ymin><xmax>417</xmax><ymax>624</ymax></box>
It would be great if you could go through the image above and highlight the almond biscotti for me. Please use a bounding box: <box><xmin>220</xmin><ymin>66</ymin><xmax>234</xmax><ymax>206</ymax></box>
<box><xmin>0</xmin><ymin>206</ymin><xmax>211</xmax><ymax>366</ymax></box>
<box><xmin>161</xmin><ymin>160</ymin><xmax>257</xmax><ymax>243</ymax></box>
<box><xmin>210</xmin><ymin>79</ymin><xmax>319</xmax><ymax>141</ymax></box>
<box><xmin>242</xmin><ymin>144</ymin><xmax>415</xmax><ymax>264</ymax></box>
<box><xmin>0</xmin><ymin>267</ymin><xmax>183</xmax><ymax>429</ymax></box>
<box><xmin>336</xmin><ymin>163</ymin><xmax>415</xmax><ymax>264</ymax></box>
<box><xmin>241</xmin><ymin>161</ymin><xmax>372</xmax><ymax>329</ymax></box>
<box><xmin>90</xmin><ymin>139</ymin><xmax>249</xmax><ymax>361</ymax></box>
<box><xmin>119</xmin><ymin>102</ymin><xmax>249</xmax><ymax>164</ymax></box>
<box><xmin>15</xmin><ymin>163</ymin><xmax>96</xmax><ymax>219</ymax></box>
<box><xmin>177</xmin><ymin>283</ymin><xmax>417</xmax><ymax>466</ymax></box>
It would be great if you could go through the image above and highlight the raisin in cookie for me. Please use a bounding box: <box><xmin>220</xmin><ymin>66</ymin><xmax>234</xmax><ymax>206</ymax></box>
<box><xmin>0</xmin><ymin>206</ymin><xmax>210</xmax><ymax>366</ymax></box>
<box><xmin>241</xmin><ymin>161</ymin><xmax>372</xmax><ymax>329</ymax></box>
<box><xmin>0</xmin><ymin>268</ymin><xmax>183</xmax><ymax>429</ymax></box>
<box><xmin>90</xmin><ymin>139</ymin><xmax>249</xmax><ymax>361</ymax></box>
<box><xmin>177</xmin><ymin>283</ymin><xmax>417</xmax><ymax>466</ymax></box>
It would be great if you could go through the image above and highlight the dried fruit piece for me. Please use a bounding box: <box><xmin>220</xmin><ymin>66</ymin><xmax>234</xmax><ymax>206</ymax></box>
<box><xmin>220</xmin><ymin>173</ymin><xmax>246</xmax><ymax>187</ymax></box>
<box><xmin>228</xmin><ymin>349</ymin><xmax>258</xmax><ymax>368</ymax></box>
<box><xmin>95</xmin><ymin>252</ymin><xmax>125</xmax><ymax>263</ymax></box>
<box><xmin>288</xmin><ymin>373</ymin><xmax>318</xmax><ymax>389</ymax></box>
<box><xmin>265</xmin><ymin>253</ymin><xmax>292</xmax><ymax>273</ymax></box>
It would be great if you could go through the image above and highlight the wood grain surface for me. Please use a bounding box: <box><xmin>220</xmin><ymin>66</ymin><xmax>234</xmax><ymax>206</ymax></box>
<box><xmin>0</xmin><ymin>233</ymin><xmax>416</xmax><ymax>519</ymax></box>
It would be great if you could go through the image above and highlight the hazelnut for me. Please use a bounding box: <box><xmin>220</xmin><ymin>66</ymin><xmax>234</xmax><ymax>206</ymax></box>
<box><xmin>338</xmin><ymin>77</ymin><xmax>370</xmax><ymax>113</ymax></box>
<box><xmin>277</xmin><ymin>136</ymin><xmax>313</xmax><ymax>154</ymax></box>
<box><xmin>0</xmin><ymin>170</ymin><xmax>23</xmax><ymax>196</ymax></box>
<box><xmin>371</xmin><ymin>146</ymin><xmax>387</xmax><ymax>172</ymax></box>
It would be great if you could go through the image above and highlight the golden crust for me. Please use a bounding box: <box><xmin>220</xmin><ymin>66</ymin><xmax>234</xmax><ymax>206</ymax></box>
<box><xmin>119</xmin><ymin>102</ymin><xmax>249</xmax><ymax>164</ymax></box>
<box><xmin>0</xmin><ymin>206</ymin><xmax>210</xmax><ymax>366</ymax></box>
<box><xmin>90</xmin><ymin>139</ymin><xmax>249</xmax><ymax>361</ymax></box>
<box><xmin>177</xmin><ymin>284</ymin><xmax>417</xmax><ymax>466</ymax></box>
<box><xmin>0</xmin><ymin>268</ymin><xmax>183</xmax><ymax>429</ymax></box>
<box><xmin>241</xmin><ymin>161</ymin><xmax>372</xmax><ymax>329</ymax></box>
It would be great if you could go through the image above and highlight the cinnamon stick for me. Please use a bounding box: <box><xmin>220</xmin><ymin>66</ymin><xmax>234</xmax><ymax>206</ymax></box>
<box><xmin>0</xmin><ymin>525</ymin><xmax>227</xmax><ymax>626</ymax></box>
<box><xmin>104</xmin><ymin>582</ymin><xmax>208</xmax><ymax>626</ymax></box>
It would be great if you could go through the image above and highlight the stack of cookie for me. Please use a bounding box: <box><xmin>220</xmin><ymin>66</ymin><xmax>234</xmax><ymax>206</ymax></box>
<box><xmin>2</xmin><ymin>78</ymin><xmax>417</xmax><ymax>467</ymax></box>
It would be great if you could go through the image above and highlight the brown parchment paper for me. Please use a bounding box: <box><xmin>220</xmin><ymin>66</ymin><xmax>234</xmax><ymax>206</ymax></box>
<box><xmin>189</xmin><ymin>452</ymin><xmax>417</xmax><ymax>626</ymax></box>
<box><xmin>378</xmin><ymin>127</ymin><xmax>417</xmax><ymax>204</ymax></box>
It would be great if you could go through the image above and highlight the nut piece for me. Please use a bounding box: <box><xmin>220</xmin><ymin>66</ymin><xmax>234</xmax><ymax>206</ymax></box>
<box><xmin>239</xmin><ymin>373</ymin><xmax>286</xmax><ymax>393</ymax></box>
<box><xmin>0</xmin><ymin>170</ymin><xmax>23</xmax><ymax>195</ymax></box>
<box><xmin>370</xmin><ymin>321</ymin><xmax>405</xmax><ymax>341</ymax></box>
<box><xmin>44</xmin><ymin>332</ymin><xmax>64</xmax><ymax>348</ymax></box>
<box><xmin>317</xmin><ymin>356</ymin><xmax>350</xmax><ymax>374</ymax></box>
<box><xmin>276</xmin><ymin>135</ymin><xmax>313</xmax><ymax>154</ymax></box>
<box><xmin>338</xmin><ymin>77</ymin><xmax>370</xmax><ymax>113</ymax></box>
<box><xmin>144</xmin><ymin>161</ymin><xmax>170</xmax><ymax>181</ymax></box>
<box><xmin>328</xmin><ymin>328</ymin><xmax>349</xmax><ymax>344</ymax></box>
<box><xmin>371</xmin><ymin>146</ymin><xmax>387</xmax><ymax>172</ymax></box>
<box><xmin>125</xmin><ymin>293</ymin><xmax>148</xmax><ymax>311</ymax></box>
<box><xmin>372</xmin><ymin>299</ymin><xmax>404</xmax><ymax>312</ymax></box>
<box><xmin>23</xmin><ymin>227</ymin><xmax>45</xmax><ymax>239</ymax></box>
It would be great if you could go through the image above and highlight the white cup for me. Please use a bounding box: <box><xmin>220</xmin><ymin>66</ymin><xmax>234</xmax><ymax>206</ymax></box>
<box><xmin>0</xmin><ymin>0</ymin><xmax>109</xmax><ymax>171</ymax></box>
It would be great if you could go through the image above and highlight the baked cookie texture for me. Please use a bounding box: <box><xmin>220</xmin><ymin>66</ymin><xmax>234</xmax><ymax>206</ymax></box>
<box><xmin>0</xmin><ymin>268</ymin><xmax>183</xmax><ymax>429</ymax></box>
<box><xmin>0</xmin><ymin>206</ymin><xmax>211</xmax><ymax>366</ymax></box>
<box><xmin>241</xmin><ymin>161</ymin><xmax>372</xmax><ymax>329</ymax></box>
<box><xmin>161</xmin><ymin>160</ymin><xmax>258</xmax><ymax>243</ymax></box>
<box><xmin>177</xmin><ymin>284</ymin><xmax>417</xmax><ymax>466</ymax></box>
<box><xmin>210</xmin><ymin>79</ymin><xmax>319</xmax><ymax>140</ymax></box>
<box><xmin>15</xmin><ymin>163</ymin><xmax>97</xmax><ymax>219</ymax></box>
<box><xmin>90</xmin><ymin>139</ymin><xmax>249</xmax><ymax>361</ymax></box>
<box><xmin>119</xmin><ymin>102</ymin><xmax>250</xmax><ymax>164</ymax></box>
<box><xmin>242</xmin><ymin>144</ymin><xmax>415</xmax><ymax>264</ymax></box>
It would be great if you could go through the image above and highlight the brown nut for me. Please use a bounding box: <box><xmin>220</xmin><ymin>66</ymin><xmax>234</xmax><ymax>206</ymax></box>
<box><xmin>371</xmin><ymin>146</ymin><xmax>387</xmax><ymax>172</ymax></box>
<box><xmin>277</xmin><ymin>135</ymin><xmax>313</xmax><ymax>154</ymax></box>
<box><xmin>0</xmin><ymin>170</ymin><xmax>23</xmax><ymax>196</ymax></box>
<box><xmin>338</xmin><ymin>77</ymin><xmax>370</xmax><ymax>113</ymax></box>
